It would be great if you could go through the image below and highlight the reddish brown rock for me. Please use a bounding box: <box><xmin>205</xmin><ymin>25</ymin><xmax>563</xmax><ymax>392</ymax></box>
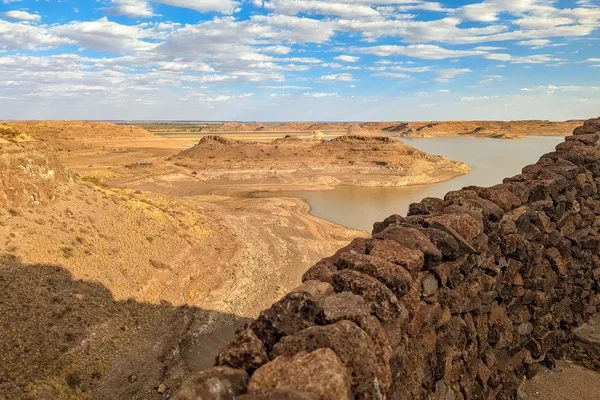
<box><xmin>372</xmin><ymin>214</ymin><xmax>406</xmax><ymax>235</ymax></box>
<box><xmin>354</xmin><ymin>315</ymin><xmax>392</xmax><ymax>392</ymax></box>
<box><xmin>425</xmin><ymin>228</ymin><xmax>461</xmax><ymax>260</ymax></box>
<box><xmin>248</xmin><ymin>349</ymin><xmax>351</xmax><ymax>400</ymax></box>
<box><xmin>272</xmin><ymin>321</ymin><xmax>380</xmax><ymax>399</ymax></box>
<box><xmin>368</xmin><ymin>239</ymin><xmax>425</xmax><ymax>272</ymax></box>
<box><xmin>425</xmin><ymin>213</ymin><xmax>483</xmax><ymax>242</ymax></box>
<box><xmin>573</xmin><ymin>117</ymin><xmax>600</xmax><ymax>135</ymax></box>
<box><xmin>374</xmin><ymin>225</ymin><xmax>442</xmax><ymax>262</ymax></box>
<box><xmin>302</xmin><ymin>260</ymin><xmax>337</xmax><ymax>284</ymax></box>
<box><xmin>321</xmin><ymin>292</ymin><xmax>370</xmax><ymax>323</ymax></box>
<box><xmin>544</xmin><ymin>247</ymin><xmax>567</xmax><ymax>275</ymax></box>
<box><xmin>427</xmin><ymin>221</ymin><xmax>477</xmax><ymax>255</ymax></box>
<box><xmin>332</xmin><ymin>269</ymin><xmax>399</xmax><ymax>321</ymax></box>
<box><xmin>336</xmin><ymin>252</ymin><xmax>413</xmax><ymax>296</ymax></box>
<box><xmin>250</xmin><ymin>292</ymin><xmax>324</xmax><ymax>349</ymax></box>
<box><xmin>480</xmin><ymin>186</ymin><xmax>522</xmax><ymax>211</ymax></box>
<box><xmin>174</xmin><ymin>367</ymin><xmax>249</xmax><ymax>400</ymax></box>
<box><xmin>216</xmin><ymin>329</ymin><xmax>269</xmax><ymax>372</ymax></box>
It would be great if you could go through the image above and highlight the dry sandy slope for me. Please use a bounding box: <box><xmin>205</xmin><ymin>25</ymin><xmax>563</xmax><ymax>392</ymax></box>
<box><xmin>0</xmin><ymin>123</ymin><xmax>362</xmax><ymax>399</ymax></box>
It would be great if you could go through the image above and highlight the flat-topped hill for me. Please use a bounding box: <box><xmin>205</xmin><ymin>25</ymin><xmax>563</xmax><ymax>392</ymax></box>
<box><xmin>171</xmin><ymin>135</ymin><xmax>469</xmax><ymax>189</ymax></box>
<box><xmin>177</xmin><ymin>135</ymin><xmax>456</xmax><ymax>168</ymax></box>
<box><xmin>196</xmin><ymin>120</ymin><xmax>583</xmax><ymax>138</ymax></box>
<box><xmin>1</xmin><ymin>121</ymin><xmax>153</xmax><ymax>140</ymax></box>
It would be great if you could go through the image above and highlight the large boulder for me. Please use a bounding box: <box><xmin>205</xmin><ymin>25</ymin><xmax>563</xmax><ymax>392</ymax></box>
<box><xmin>248</xmin><ymin>349</ymin><xmax>351</xmax><ymax>400</ymax></box>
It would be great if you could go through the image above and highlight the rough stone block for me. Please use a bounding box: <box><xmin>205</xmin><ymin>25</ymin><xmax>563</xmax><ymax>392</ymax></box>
<box><xmin>368</xmin><ymin>239</ymin><xmax>425</xmax><ymax>272</ymax></box>
<box><xmin>332</xmin><ymin>269</ymin><xmax>399</xmax><ymax>321</ymax></box>
<box><xmin>321</xmin><ymin>292</ymin><xmax>370</xmax><ymax>324</ymax></box>
<box><xmin>373</xmin><ymin>225</ymin><xmax>442</xmax><ymax>262</ymax></box>
<box><xmin>216</xmin><ymin>329</ymin><xmax>270</xmax><ymax>372</ymax></box>
<box><xmin>336</xmin><ymin>252</ymin><xmax>413</xmax><ymax>297</ymax></box>
<box><xmin>272</xmin><ymin>321</ymin><xmax>380</xmax><ymax>399</ymax></box>
<box><xmin>250</xmin><ymin>292</ymin><xmax>324</xmax><ymax>349</ymax></box>
<box><xmin>425</xmin><ymin>213</ymin><xmax>483</xmax><ymax>242</ymax></box>
<box><xmin>248</xmin><ymin>349</ymin><xmax>351</xmax><ymax>400</ymax></box>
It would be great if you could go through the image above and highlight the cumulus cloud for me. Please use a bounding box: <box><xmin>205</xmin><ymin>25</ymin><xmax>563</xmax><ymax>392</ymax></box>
<box><xmin>334</xmin><ymin>55</ymin><xmax>360</xmax><ymax>62</ymax></box>
<box><xmin>2</xmin><ymin>0</ymin><xmax>600</xmax><ymax>119</ymax></box>
<box><xmin>357</xmin><ymin>44</ymin><xmax>487</xmax><ymax>59</ymax></box>
<box><xmin>106</xmin><ymin>0</ymin><xmax>154</xmax><ymax>18</ymax></box>
<box><xmin>303</xmin><ymin>92</ymin><xmax>339</xmax><ymax>97</ymax></box>
<box><xmin>517</xmin><ymin>39</ymin><xmax>551</xmax><ymax>46</ymax></box>
<box><xmin>264</xmin><ymin>0</ymin><xmax>380</xmax><ymax>18</ymax></box>
<box><xmin>2</xmin><ymin>10</ymin><xmax>41</xmax><ymax>21</ymax></box>
<box><xmin>485</xmin><ymin>53</ymin><xmax>564</xmax><ymax>64</ymax></box>
<box><xmin>318</xmin><ymin>73</ymin><xmax>355</xmax><ymax>81</ymax></box>
<box><xmin>434</xmin><ymin>68</ymin><xmax>472</xmax><ymax>82</ymax></box>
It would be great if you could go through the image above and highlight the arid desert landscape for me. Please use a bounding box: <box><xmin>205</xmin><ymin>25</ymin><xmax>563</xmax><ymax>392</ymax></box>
<box><xmin>3</xmin><ymin>118</ymin><xmax>600</xmax><ymax>400</ymax></box>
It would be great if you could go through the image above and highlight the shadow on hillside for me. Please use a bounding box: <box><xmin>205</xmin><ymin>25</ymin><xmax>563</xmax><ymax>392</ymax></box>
<box><xmin>0</xmin><ymin>254</ymin><xmax>249</xmax><ymax>400</ymax></box>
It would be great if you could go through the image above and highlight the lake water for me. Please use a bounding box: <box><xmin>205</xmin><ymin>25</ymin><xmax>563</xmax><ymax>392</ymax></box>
<box><xmin>258</xmin><ymin>136</ymin><xmax>564</xmax><ymax>232</ymax></box>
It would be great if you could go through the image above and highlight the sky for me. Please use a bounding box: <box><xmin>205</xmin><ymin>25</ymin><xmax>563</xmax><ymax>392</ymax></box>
<box><xmin>0</xmin><ymin>0</ymin><xmax>599</xmax><ymax>121</ymax></box>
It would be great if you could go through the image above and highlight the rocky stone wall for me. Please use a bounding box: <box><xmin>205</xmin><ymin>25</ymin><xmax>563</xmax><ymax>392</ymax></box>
<box><xmin>176</xmin><ymin>118</ymin><xmax>600</xmax><ymax>400</ymax></box>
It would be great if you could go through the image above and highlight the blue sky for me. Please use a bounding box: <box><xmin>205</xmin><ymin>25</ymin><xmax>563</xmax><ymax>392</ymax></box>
<box><xmin>0</xmin><ymin>0</ymin><xmax>599</xmax><ymax>121</ymax></box>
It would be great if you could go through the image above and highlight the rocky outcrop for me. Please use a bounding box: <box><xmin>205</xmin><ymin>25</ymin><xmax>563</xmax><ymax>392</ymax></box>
<box><xmin>175</xmin><ymin>118</ymin><xmax>600</xmax><ymax>399</ymax></box>
<box><xmin>0</xmin><ymin>142</ymin><xmax>71</xmax><ymax>207</ymax></box>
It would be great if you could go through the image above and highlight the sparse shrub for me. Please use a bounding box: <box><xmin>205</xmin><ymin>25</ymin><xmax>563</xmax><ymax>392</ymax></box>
<box><xmin>7</xmin><ymin>208</ymin><xmax>22</xmax><ymax>217</ymax></box>
<box><xmin>61</xmin><ymin>247</ymin><xmax>75</xmax><ymax>258</ymax></box>
<box><xmin>65</xmin><ymin>372</ymin><xmax>82</xmax><ymax>389</ymax></box>
<box><xmin>80</xmin><ymin>175</ymin><xmax>103</xmax><ymax>186</ymax></box>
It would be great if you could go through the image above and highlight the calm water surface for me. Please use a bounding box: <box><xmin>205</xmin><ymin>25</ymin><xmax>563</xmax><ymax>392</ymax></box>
<box><xmin>258</xmin><ymin>136</ymin><xmax>564</xmax><ymax>232</ymax></box>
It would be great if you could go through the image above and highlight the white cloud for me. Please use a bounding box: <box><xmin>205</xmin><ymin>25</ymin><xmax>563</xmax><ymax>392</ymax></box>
<box><xmin>357</xmin><ymin>44</ymin><xmax>487</xmax><ymax>60</ymax></box>
<box><xmin>262</xmin><ymin>45</ymin><xmax>292</xmax><ymax>54</ymax></box>
<box><xmin>106</xmin><ymin>0</ymin><xmax>239</xmax><ymax>16</ymax></box>
<box><xmin>521</xmin><ymin>85</ymin><xmax>600</xmax><ymax>94</ymax></box>
<box><xmin>460</xmin><ymin>95</ymin><xmax>499</xmax><ymax>102</ymax></box>
<box><xmin>517</xmin><ymin>39</ymin><xmax>551</xmax><ymax>46</ymax></box>
<box><xmin>264</xmin><ymin>0</ymin><xmax>380</xmax><ymax>18</ymax></box>
<box><xmin>374</xmin><ymin>72</ymin><xmax>412</xmax><ymax>79</ymax></box>
<box><xmin>435</xmin><ymin>68</ymin><xmax>472</xmax><ymax>82</ymax></box>
<box><xmin>107</xmin><ymin>0</ymin><xmax>154</xmax><ymax>18</ymax></box>
<box><xmin>259</xmin><ymin>85</ymin><xmax>312</xmax><ymax>89</ymax></box>
<box><xmin>389</xmin><ymin>65</ymin><xmax>431</xmax><ymax>72</ymax></box>
<box><xmin>485</xmin><ymin>53</ymin><xmax>564</xmax><ymax>64</ymax></box>
<box><xmin>318</xmin><ymin>73</ymin><xmax>355</xmax><ymax>81</ymax></box>
<box><xmin>0</xmin><ymin>19</ymin><xmax>72</xmax><ymax>50</ymax></box>
<box><xmin>51</xmin><ymin>17</ymin><xmax>160</xmax><ymax>53</ymax></box>
<box><xmin>2</xmin><ymin>10</ymin><xmax>41</xmax><ymax>22</ymax></box>
<box><xmin>303</xmin><ymin>92</ymin><xmax>339</xmax><ymax>98</ymax></box>
<box><xmin>334</xmin><ymin>55</ymin><xmax>360</xmax><ymax>63</ymax></box>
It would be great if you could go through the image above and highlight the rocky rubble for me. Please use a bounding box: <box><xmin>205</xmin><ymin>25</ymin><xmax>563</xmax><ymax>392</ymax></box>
<box><xmin>175</xmin><ymin>118</ymin><xmax>600</xmax><ymax>399</ymax></box>
<box><xmin>0</xmin><ymin>141</ymin><xmax>71</xmax><ymax>207</ymax></box>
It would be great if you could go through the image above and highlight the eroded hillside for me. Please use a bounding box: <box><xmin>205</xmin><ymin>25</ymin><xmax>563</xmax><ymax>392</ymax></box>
<box><xmin>170</xmin><ymin>135</ymin><xmax>469</xmax><ymax>191</ymax></box>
